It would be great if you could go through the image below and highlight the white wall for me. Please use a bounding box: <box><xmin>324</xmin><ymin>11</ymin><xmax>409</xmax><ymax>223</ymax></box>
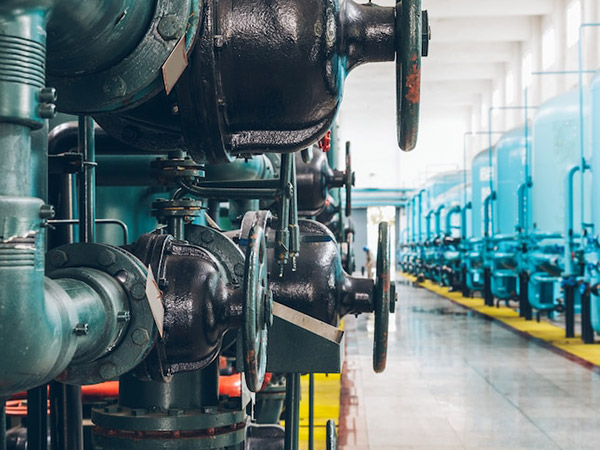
<box><xmin>478</xmin><ymin>0</ymin><xmax>600</xmax><ymax>138</ymax></box>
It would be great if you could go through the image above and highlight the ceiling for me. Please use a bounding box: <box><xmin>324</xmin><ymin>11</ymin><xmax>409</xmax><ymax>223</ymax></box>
<box><xmin>337</xmin><ymin>0</ymin><xmax>555</xmax><ymax>189</ymax></box>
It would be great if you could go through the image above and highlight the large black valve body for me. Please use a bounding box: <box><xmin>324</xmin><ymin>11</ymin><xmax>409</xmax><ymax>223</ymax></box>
<box><xmin>267</xmin><ymin>219</ymin><xmax>374</xmax><ymax>325</ymax></box>
<box><xmin>42</xmin><ymin>0</ymin><xmax>426</xmax><ymax>162</ymax></box>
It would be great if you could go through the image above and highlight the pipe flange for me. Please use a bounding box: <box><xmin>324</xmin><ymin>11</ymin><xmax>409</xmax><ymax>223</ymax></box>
<box><xmin>49</xmin><ymin>0</ymin><xmax>200</xmax><ymax>114</ymax></box>
<box><xmin>151</xmin><ymin>198</ymin><xmax>205</xmax><ymax>220</ymax></box>
<box><xmin>46</xmin><ymin>243</ymin><xmax>157</xmax><ymax>384</ymax></box>
<box><xmin>151</xmin><ymin>157</ymin><xmax>205</xmax><ymax>186</ymax></box>
<box><xmin>92</xmin><ymin>403</ymin><xmax>245</xmax><ymax>449</ymax></box>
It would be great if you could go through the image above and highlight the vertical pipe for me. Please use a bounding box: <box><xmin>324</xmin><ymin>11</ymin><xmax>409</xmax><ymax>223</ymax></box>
<box><xmin>284</xmin><ymin>373</ymin><xmax>300</xmax><ymax>450</ymax></box>
<box><xmin>308</xmin><ymin>373</ymin><xmax>314</xmax><ymax>450</ymax></box>
<box><xmin>565</xmin><ymin>284</ymin><xmax>575</xmax><ymax>338</ymax></box>
<box><xmin>0</xmin><ymin>402</ymin><xmax>5</xmax><ymax>450</ymax></box>
<box><xmin>50</xmin><ymin>382</ymin><xmax>67</xmax><ymax>450</ymax></box>
<box><xmin>67</xmin><ymin>116</ymin><xmax>96</xmax><ymax>450</ymax></box>
<box><xmin>565</xmin><ymin>166</ymin><xmax>580</xmax><ymax>276</ymax></box>
<box><xmin>78</xmin><ymin>116</ymin><xmax>95</xmax><ymax>243</ymax></box>
<box><xmin>582</xmin><ymin>288</ymin><xmax>594</xmax><ymax>343</ymax></box>
<box><xmin>27</xmin><ymin>386</ymin><xmax>48</xmax><ymax>450</ymax></box>
<box><xmin>417</xmin><ymin>189</ymin><xmax>425</xmax><ymax>243</ymax></box>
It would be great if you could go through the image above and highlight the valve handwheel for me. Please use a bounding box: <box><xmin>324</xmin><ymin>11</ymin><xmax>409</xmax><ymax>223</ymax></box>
<box><xmin>373</xmin><ymin>222</ymin><xmax>391</xmax><ymax>373</ymax></box>
<box><xmin>241</xmin><ymin>211</ymin><xmax>273</xmax><ymax>392</ymax></box>
<box><xmin>396</xmin><ymin>0</ymin><xmax>426</xmax><ymax>151</ymax></box>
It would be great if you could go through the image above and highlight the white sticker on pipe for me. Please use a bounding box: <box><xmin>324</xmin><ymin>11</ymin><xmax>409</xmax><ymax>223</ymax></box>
<box><xmin>146</xmin><ymin>266</ymin><xmax>165</xmax><ymax>338</ymax></box>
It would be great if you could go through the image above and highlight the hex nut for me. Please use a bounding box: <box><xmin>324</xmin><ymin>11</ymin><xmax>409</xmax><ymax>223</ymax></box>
<box><xmin>99</xmin><ymin>363</ymin><xmax>117</xmax><ymax>380</ymax></box>
<box><xmin>97</xmin><ymin>249</ymin><xmax>116</xmax><ymax>267</ymax></box>
<box><xmin>131</xmin><ymin>328</ymin><xmax>150</xmax><ymax>346</ymax></box>
<box><xmin>157</xmin><ymin>15</ymin><xmax>181</xmax><ymax>40</ymax></box>
<box><xmin>130</xmin><ymin>283</ymin><xmax>146</xmax><ymax>300</ymax></box>
<box><xmin>49</xmin><ymin>250</ymin><xmax>68</xmax><ymax>267</ymax></box>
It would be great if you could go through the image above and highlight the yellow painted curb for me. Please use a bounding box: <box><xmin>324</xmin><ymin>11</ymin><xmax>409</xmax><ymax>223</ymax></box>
<box><xmin>400</xmin><ymin>273</ymin><xmax>600</xmax><ymax>367</ymax></box>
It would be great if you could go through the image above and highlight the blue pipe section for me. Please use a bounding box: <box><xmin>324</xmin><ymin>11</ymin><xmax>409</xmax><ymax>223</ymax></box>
<box><xmin>417</xmin><ymin>189</ymin><xmax>426</xmax><ymax>242</ymax></box>
<box><xmin>483</xmin><ymin>192</ymin><xmax>496</xmax><ymax>238</ymax></box>
<box><xmin>445</xmin><ymin>205</ymin><xmax>461</xmax><ymax>237</ymax></box>
<box><xmin>434</xmin><ymin>204</ymin><xmax>446</xmax><ymax>238</ymax></box>
<box><xmin>425</xmin><ymin>210</ymin><xmax>434</xmax><ymax>242</ymax></box>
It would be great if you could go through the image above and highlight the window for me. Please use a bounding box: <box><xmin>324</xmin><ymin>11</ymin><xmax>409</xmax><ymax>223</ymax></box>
<box><xmin>567</xmin><ymin>0</ymin><xmax>582</xmax><ymax>47</ymax></box>
<box><xmin>522</xmin><ymin>52</ymin><xmax>533</xmax><ymax>88</ymax></box>
<box><xmin>506</xmin><ymin>70</ymin><xmax>515</xmax><ymax>104</ymax></box>
<box><xmin>542</xmin><ymin>26</ymin><xmax>556</xmax><ymax>69</ymax></box>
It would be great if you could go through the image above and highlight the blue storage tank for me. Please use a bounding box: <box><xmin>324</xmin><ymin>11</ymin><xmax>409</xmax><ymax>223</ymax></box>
<box><xmin>471</xmin><ymin>148</ymin><xmax>494</xmax><ymax>239</ymax></box>
<box><xmin>420</xmin><ymin>170</ymin><xmax>464</xmax><ymax>240</ymax></box>
<box><xmin>531</xmin><ymin>89</ymin><xmax>591</xmax><ymax>236</ymax></box>
<box><xmin>528</xmin><ymin>89</ymin><xmax>591</xmax><ymax>312</ymax></box>
<box><xmin>494</xmin><ymin>126</ymin><xmax>529</xmax><ymax>236</ymax></box>
<box><xmin>588</xmin><ymin>71</ymin><xmax>600</xmax><ymax>333</ymax></box>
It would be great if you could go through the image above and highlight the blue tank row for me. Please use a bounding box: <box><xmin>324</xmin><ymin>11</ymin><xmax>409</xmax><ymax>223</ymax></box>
<box><xmin>400</xmin><ymin>73</ymin><xmax>600</xmax><ymax>343</ymax></box>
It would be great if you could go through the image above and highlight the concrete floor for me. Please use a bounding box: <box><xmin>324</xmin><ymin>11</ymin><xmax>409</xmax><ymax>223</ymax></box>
<box><xmin>340</xmin><ymin>279</ymin><xmax>600</xmax><ymax>450</ymax></box>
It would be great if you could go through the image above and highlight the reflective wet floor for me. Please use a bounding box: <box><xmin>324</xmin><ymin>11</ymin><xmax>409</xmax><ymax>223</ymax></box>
<box><xmin>340</xmin><ymin>279</ymin><xmax>600</xmax><ymax>450</ymax></box>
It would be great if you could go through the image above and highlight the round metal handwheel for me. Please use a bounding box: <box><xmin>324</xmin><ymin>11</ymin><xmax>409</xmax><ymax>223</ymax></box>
<box><xmin>373</xmin><ymin>222</ymin><xmax>391</xmax><ymax>373</ymax></box>
<box><xmin>396</xmin><ymin>0</ymin><xmax>424</xmax><ymax>151</ymax></box>
<box><xmin>241</xmin><ymin>213</ymin><xmax>273</xmax><ymax>392</ymax></box>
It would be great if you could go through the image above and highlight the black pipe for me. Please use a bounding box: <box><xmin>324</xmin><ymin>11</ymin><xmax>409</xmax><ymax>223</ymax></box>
<box><xmin>308</xmin><ymin>374</ymin><xmax>314</xmax><ymax>450</ymax></box>
<box><xmin>284</xmin><ymin>373</ymin><xmax>300</xmax><ymax>450</ymax></box>
<box><xmin>1</xmin><ymin>401</ymin><xmax>6</xmax><ymax>450</ymax></box>
<box><xmin>564</xmin><ymin>284</ymin><xmax>575</xmax><ymax>338</ymax></box>
<box><xmin>483</xmin><ymin>268</ymin><xmax>493</xmax><ymax>307</ymax></box>
<box><xmin>49</xmin><ymin>382</ymin><xmax>67</xmax><ymax>450</ymax></box>
<box><xmin>65</xmin><ymin>386</ymin><xmax>83</xmax><ymax>450</ymax></box>
<box><xmin>581</xmin><ymin>287</ymin><xmax>594</xmax><ymax>344</ymax></box>
<box><xmin>26</xmin><ymin>386</ymin><xmax>47</xmax><ymax>450</ymax></box>
<box><xmin>519</xmin><ymin>271</ymin><xmax>532</xmax><ymax>321</ymax></box>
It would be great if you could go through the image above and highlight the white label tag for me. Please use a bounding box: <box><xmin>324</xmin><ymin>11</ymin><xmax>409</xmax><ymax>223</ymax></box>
<box><xmin>146</xmin><ymin>266</ymin><xmax>165</xmax><ymax>338</ymax></box>
<box><xmin>162</xmin><ymin>37</ymin><xmax>188</xmax><ymax>95</ymax></box>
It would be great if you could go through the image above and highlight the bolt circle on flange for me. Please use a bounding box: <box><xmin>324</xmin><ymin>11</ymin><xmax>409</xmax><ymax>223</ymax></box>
<box><xmin>46</xmin><ymin>243</ymin><xmax>157</xmax><ymax>385</ymax></box>
<box><xmin>373</xmin><ymin>222</ymin><xmax>391</xmax><ymax>373</ymax></box>
<box><xmin>48</xmin><ymin>0</ymin><xmax>202</xmax><ymax>114</ymax></box>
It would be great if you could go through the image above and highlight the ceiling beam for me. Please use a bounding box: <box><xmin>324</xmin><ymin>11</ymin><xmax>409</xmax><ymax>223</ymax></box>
<box><xmin>422</xmin><ymin>63</ymin><xmax>504</xmax><ymax>82</ymax></box>
<box><xmin>431</xmin><ymin>17</ymin><xmax>533</xmax><ymax>43</ymax></box>
<box><xmin>426</xmin><ymin>42</ymin><xmax>518</xmax><ymax>64</ymax></box>
<box><xmin>422</xmin><ymin>0</ymin><xmax>554</xmax><ymax>18</ymax></box>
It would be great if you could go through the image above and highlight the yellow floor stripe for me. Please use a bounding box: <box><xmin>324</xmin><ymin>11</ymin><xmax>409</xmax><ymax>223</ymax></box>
<box><xmin>281</xmin><ymin>373</ymin><xmax>341</xmax><ymax>450</ymax></box>
<box><xmin>402</xmin><ymin>273</ymin><xmax>600</xmax><ymax>367</ymax></box>
<box><xmin>299</xmin><ymin>373</ymin><xmax>341</xmax><ymax>449</ymax></box>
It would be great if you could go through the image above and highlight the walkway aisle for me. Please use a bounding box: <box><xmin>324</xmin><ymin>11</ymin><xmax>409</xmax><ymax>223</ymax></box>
<box><xmin>340</xmin><ymin>280</ymin><xmax>600</xmax><ymax>450</ymax></box>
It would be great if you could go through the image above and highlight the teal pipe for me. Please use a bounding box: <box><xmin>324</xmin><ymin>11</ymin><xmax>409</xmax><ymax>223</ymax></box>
<box><xmin>460</xmin><ymin>202</ymin><xmax>471</xmax><ymax>240</ymax></box>
<box><xmin>410</xmin><ymin>196</ymin><xmax>416</xmax><ymax>243</ymax></box>
<box><xmin>0</xmin><ymin>6</ymin><xmax>134</xmax><ymax>396</ymax></box>
<box><xmin>517</xmin><ymin>180</ymin><xmax>532</xmax><ymax>233</ymax></box>
<box><xmin>416</xmin><ymin>189</ymin><xmax>426</xmax><ymax>242</ymax></box>
<box><xmin>564</xmin><ymin>164</ymin><xmax>581</xmax><ymax>276</ymax></box>
<box><xmin>483</xmin><ymin>192</ymin><xmax>496</xmax><ymax>237</ymax></box>
<box><xmin>434</xmin><ymin>204</ymin><xmax>446</xmax><ymax>238</ymax></box>
<box><xmin>445</xmin><ymin>205</ymin><xmax>461</xmax><ymax>237</ymax></box>
<box><xmin>425</xmin><ymin>210</ymin><xmax>434</xmax><ymax>241</ymax></box>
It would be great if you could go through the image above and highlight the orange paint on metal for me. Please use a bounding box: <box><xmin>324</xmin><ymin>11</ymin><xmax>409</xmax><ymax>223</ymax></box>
<box><xmin>405</xmin><ymin>54</ymin><xmax>421</xmax><ymax>105</ymax></box>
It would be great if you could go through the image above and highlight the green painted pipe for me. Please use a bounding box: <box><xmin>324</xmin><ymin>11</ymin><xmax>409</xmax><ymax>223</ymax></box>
<box><xmin>0</xmin><ymin>5</ymin><xmax>139</xmax><ymax>397</ymax></box>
